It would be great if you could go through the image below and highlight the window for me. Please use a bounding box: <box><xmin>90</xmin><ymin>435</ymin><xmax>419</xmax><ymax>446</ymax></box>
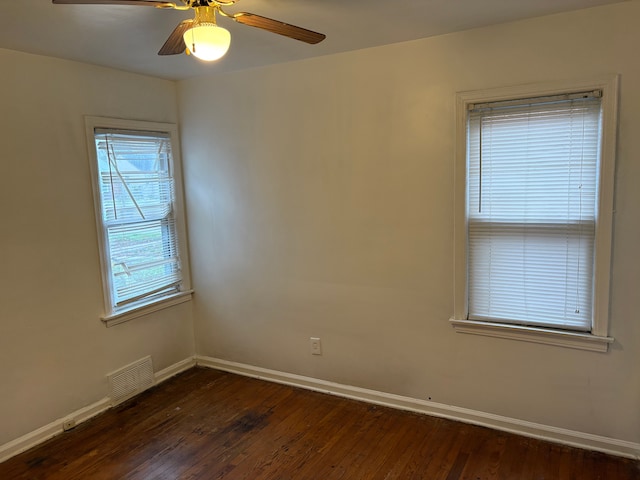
<box><xmin>86</xmin><ymin>117</ymin><xmax>192</xmax><ymax>326</ymax></box>
<box><xmin>451</xmin><ymin>78</ymin><xmax>618</xmax><ymax>352</ymax></box>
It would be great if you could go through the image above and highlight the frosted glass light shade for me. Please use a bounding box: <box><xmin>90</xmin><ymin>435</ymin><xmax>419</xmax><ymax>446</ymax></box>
<box><xmin>183</xmin><ymin>24</ymin><xmax>231</xmax><ymax>61</ymax></box>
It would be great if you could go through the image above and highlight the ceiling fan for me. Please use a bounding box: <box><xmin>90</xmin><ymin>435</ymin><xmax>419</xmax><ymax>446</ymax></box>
<box><xmin>52</xmin><ymin>0</ymin><xmax>326</xmax><ymax>61</ymax></box>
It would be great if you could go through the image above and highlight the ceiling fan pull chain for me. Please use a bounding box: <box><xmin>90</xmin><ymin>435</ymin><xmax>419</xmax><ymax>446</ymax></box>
<box><xmin>190</xmin><ymin>27</ymin><xmax>196</xmax><ymax>54</ymax></box>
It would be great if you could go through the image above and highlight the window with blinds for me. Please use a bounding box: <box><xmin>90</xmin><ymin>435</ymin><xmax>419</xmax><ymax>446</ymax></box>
<box><xmin>466</xmin><ymin>92</ymin><xmax>602</xmax><ymax>332</ymax></box>
<box><xmin>87</xmin><ymin>119</ymin><xmax>191</xmax><ymax>322</ymax></box>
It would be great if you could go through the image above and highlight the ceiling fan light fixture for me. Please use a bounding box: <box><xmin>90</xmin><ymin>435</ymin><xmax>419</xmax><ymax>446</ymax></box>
<box><xmin>53</xmin><ymin>1</ymin><xmax>326</xmax><ymax>60</ymax></box>
<box><xmin>183</xmin><ymin>23</ymin><xmax>231</xmax><ymax>61</ymax></box>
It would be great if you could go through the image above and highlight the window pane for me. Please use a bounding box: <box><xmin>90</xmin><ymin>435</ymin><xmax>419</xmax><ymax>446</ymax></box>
<box><xmin>95</xmin><ymin>132</ymin><xmax>174</xmax><ymax>223</ymax></box>
<box><xmin>108</xmin><ymin>220</ymin><xmax>181</xmax><ymax>305</ymax></box>
<box><xmin>468</xmin><ymin>221</ymin><xmax>594</xmax><ymax>330</ymax></box>
<box><xmin>468</xmin><ymin>100</ymin><xmax>600</xmax><ymax>223</ymax></box>
<box><xmin>94</xmin><ymin>129</ymin><xmax>183</xmax><ymax>309</ymax></box>
<box><xmin>467</xmin><ymin>95</ymin><xmax>602</xmax><ymax>331</ymax></box>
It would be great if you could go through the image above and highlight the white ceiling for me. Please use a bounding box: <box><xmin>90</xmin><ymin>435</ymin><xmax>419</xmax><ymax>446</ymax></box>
<box><xmin>0</xmin><ymin>0</ymin><xmax>627</xmax><ymax>80</ymax></box>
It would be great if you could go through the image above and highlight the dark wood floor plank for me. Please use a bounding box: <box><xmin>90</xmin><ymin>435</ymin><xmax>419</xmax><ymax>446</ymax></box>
<box><xmin>260</xmin><ymin>395</ymin><xmax>363</xmax><ymax>480</ymax></box>
<box><xmin>456</xmin><ymin>427</ymin><xmax>505</xmax><ymax>480</ymax></box>
<box><xmin>128</xmin><ymin>375</ymin><xmax>295</xmax><ymax>479</ymax></box>
<box><xmin>348</xmin><ymin>412</ymin><xmax>420</xmax><ymax>480</ymax></box>
<box><xmin>419</xmin><ymin>422</ymin><xmax>470</xmax><ymax>480</ymax></box>
<box><xmin>402</xmin><ymin>420</ymin><xmax>466</xmax><ymax>479</ymax></box>
<box><xmin>377</xmin><ymin>417</ymin><xmax>441</xmax><ymax>479</ymax></box>
<box><xmin>293</xmin><ymin>403</ymin><xmax>383</xmax><ymax>479</ymax></box>
<box><xmin>1</xmin><ymin>367</ymin><xmax>638</xmax><ymax>479</ymax></box>
<box><xmin>190</xmin><ymin>387</ymin><xmax>323</xmax><ymax>479</ymax></box>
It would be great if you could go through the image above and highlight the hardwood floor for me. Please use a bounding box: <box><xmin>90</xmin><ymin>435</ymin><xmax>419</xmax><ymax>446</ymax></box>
<box><xmin>1</xmin><ymin>367</ymin><xmax>638</xmax><ymax>479</ymax></box>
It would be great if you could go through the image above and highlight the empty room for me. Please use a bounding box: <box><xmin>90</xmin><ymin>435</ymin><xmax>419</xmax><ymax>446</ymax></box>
<box><xmin>0</xmin><ymin>0</ymin><xmax>639</xmax><ymax>478</ymax></box>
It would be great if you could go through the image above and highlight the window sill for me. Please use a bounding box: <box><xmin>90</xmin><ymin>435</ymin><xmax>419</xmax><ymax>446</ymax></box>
<box><xmin>449</xmin><ymin>318</ymin><xmax>614</xmax><ymax>352</ymax></box>
<box><xmin>101</xmin><ymin>290</ymin><xmax>194</xmax><ymax>327</ymax></box>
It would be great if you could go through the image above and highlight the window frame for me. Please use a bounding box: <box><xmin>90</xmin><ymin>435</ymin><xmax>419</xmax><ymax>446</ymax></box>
<box><xmin>85</xmin><ymin>116</ymin><xmax>193</xmax><ymax>327</ymax></box>
<box><xmin>451</xmin><ymin>77</ymin><xmax>618</xmax><ymax>352</ymax></box>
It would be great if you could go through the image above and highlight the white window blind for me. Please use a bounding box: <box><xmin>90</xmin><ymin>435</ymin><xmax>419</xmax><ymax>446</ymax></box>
<box><xmin>466</xmin><ymin>92</ymin><xmax>602</xmax><ymax>331</ymax></box>
<box><xmin>94</xmin><ymin>129</ymin><xmax>182</xmax><ymax>308</ymax></box>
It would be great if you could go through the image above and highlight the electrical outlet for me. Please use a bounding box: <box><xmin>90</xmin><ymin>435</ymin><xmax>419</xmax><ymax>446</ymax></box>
<box><xmin>310</xmin><ymin>337</ymin><xmax>322</xmax><ymax>355</ymax></box>
<box><xmin>63</xmin><ymin>418</ymin><xmax>76</xmax><ymax>431</ymax></box>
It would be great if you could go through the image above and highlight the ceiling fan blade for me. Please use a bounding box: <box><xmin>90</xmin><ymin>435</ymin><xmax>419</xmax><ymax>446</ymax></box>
<box><xmin>52</xmin><ymin>0</ymin><xmax>176</xmax><ymax>6</ymax></box>
<box><xmin>232</xmin><ymin>12</ymin><xmax>326</xmax><ymax>44</ymax></box>
<box><xmin>158</xmin><ymin>19</ymin><xmax>193</xmax><ymax>55</ymax></box>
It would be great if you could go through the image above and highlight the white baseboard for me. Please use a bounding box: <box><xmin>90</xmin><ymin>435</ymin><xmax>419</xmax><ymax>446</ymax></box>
<box><xmin>0</xmin><ymin>396</ymin><xmax>111</xmax><ymax>464</ymax></box>
<box><xmin>155</xmin><ymin>356</ymin><xmax>196</xmax><ymax>384</ymax></box>
<box><xmin>0</xmin><ymin>355</ymin><xmax>196</xmax><ymax>464</ymax></box>
<box><xmin>196</xmin><ymin>355</ymin><xmax>640</xmax><ymax>460</ymax></box>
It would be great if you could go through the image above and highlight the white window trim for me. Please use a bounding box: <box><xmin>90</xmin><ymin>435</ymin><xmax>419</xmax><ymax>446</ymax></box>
<box><xmin>451</xmin><ymin>76</ymin><xmax>619</xmax><ymax>352</ymax></box>
<box><xmin>85</xmin><ymin>116</ymin><xmax>193</xmax><ymax>327</ymax></box>
<box><xmin>100</xmin><ymin>290</ymin><xmax>193</xmax><ymax>327</ymax></box>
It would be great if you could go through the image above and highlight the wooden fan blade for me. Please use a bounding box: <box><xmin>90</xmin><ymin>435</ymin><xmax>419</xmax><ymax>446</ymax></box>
<box><xmin>158</xmin><ymin>19</ymin><xmax>193</xmax><ymax>55</ymax></box>
<box><xmin>233</xmin><ymin>13</ymin><xmax>325</xmax><ymax>44</ymax></box>
<box><xmin>53</xmin><ymin>0</ymin><xmax>176</xmax><ymax>7</ymax></box>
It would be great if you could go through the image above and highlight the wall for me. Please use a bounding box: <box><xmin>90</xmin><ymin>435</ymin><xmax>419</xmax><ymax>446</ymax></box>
<box><xmin>179</xmin><ymin>2</ymin><xmax>640</xmax><ymax>444</ymax></box>
<box><xmin>0</xmin><ymin>49</ymin><xmax>195</xmax><ymax>446</ymax></box>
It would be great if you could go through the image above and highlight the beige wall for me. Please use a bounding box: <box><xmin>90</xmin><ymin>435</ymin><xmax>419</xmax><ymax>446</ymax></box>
<box><xmin>0</xmin><ymin>49</ymin><xmax>195</xmax><ymax>445</ymax></box>
<box><xmin>179</xmin><ymin>2</ymin><xmax>640</xmax><ymax>443</ymax></box>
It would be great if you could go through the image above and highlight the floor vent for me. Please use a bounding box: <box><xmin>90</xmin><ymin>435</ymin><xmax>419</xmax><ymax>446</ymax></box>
<box><xmin>108</xmin><ymin>356</ymin><xmax>155</xmax><ymax>406</ymax></box>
